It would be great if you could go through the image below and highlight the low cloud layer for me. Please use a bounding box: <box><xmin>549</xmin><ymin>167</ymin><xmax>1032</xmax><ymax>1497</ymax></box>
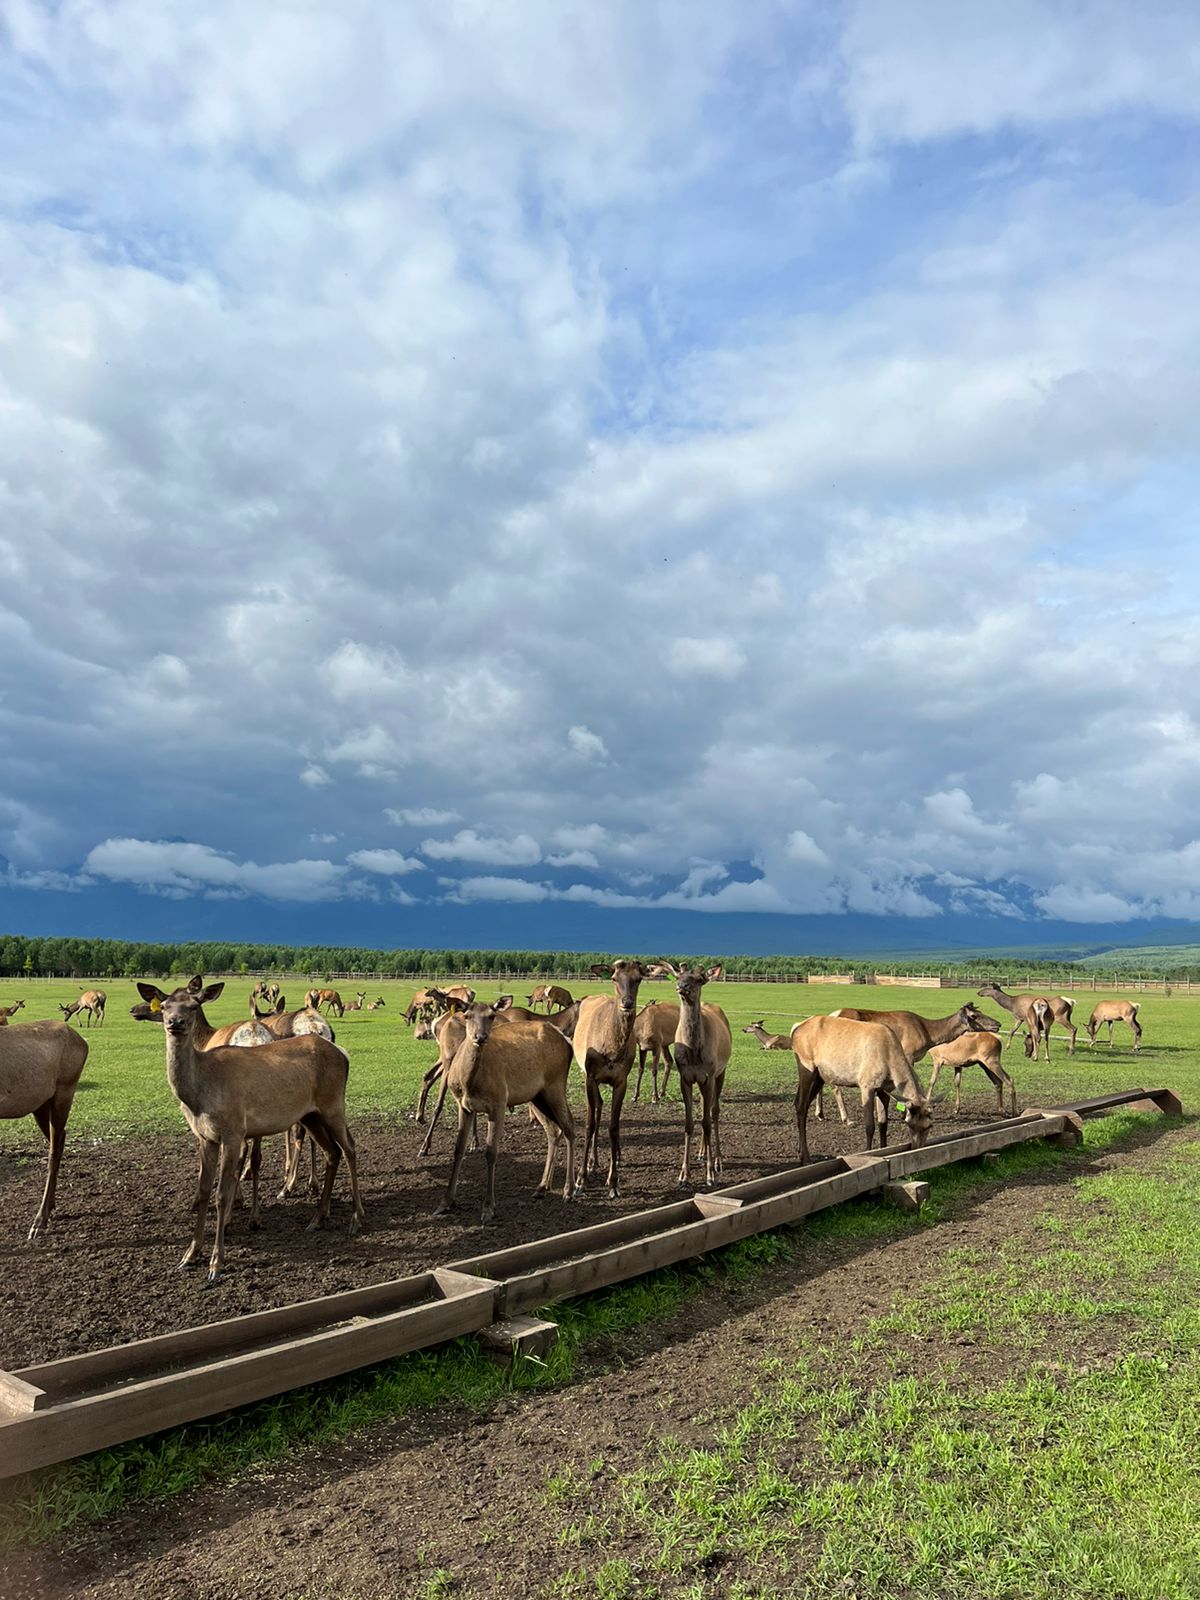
<box><xmin>3</xmin><ymin>4</ymin><xmax>1200</xmax><ymax>936</ymax></box>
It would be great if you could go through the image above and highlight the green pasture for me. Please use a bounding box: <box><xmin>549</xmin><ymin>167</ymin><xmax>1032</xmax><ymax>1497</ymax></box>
<box><xmin>0</xmin><ymin>975</ymin><xmax>1186</xmax><ymax>1147</ymax></box>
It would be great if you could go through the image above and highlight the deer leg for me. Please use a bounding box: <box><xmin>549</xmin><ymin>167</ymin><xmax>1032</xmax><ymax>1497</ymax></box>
<box><xmin>710</xmin><ymin>1071</ymin><xmax>725</xmax><ymax>1180</ymax></box>
<box><xmin>1067</xmin><ymin>1020</ymin><xmax>1076</xmax><ymax>1056</ymax></box>
<box><xmin>660</xmin><ymin>1045</ymin><xmax>674</xmax><ymax>1101</ymax></box>
<box><xmin>207</xmin><ymin>1140</ymin><xmax>242</xmax><ymax>1285</ymax></box>
<box><xmin>794</xmin><ymin>1069</ymin><xmax>820</xmax><ymax>1163</ymax></box>
<box><xmin>247</xmin><ymin>1137</ymin><xmax>263</xmax><ymax>1229</ymax></box>
<box><xmin>536</xmin><ymin>1081</ymin><xmax>576</xmax><ymax>1201</ymax></box>
<box><xmin>633</xmin><ymin>1048</ymin><xmax>648</xmax><ymax>1104</ymax></box>
<box><xmin>480</xmin><ymin>1106</ymin><xmax>503</xmax><ymax>1224</ymax></box>
<box><xmin>418</xmin><ymin>1072</ymin><xmax>454</xmax><ymax>1158</ymax></box>
<box><xmin>181</xmin><ymin>1141</ymin><xmax>219</xmax><ymax>1270</ymax></box>
<box><xmin>954</xmin><ymin>1066</ymin><xmax>963</xmax><ymax>1117</ymax></box>
<box><xmin>577</xmin><ymin>1075</ymin><xmax>601</xmax><ymax>1189</ymax></box>
<box><xmin>28</xmin><ymin>1098</ymin><xmax>67</xmax><ymax>1242</ymax></box>
<box><xmin>302</xmin><ymin>1117</ymin><xmax>341</xmax><ymax>1230</ymax></box>
<box><xmin>605</xmin><ymin>1075</ymin><xmax>628</xmax><ymax>1198</ymax></box>
<box><xmin>677</xmin><ymin>1078</ymin><xmax>695</xmax><ymax>1187</ymax></box>
<box><xmin>1006</xmin><ymin>1018</ymin><xmax>1023</xmax><ymax>1050</ymax></box>
<box><xmin>319</xmin><ymin>1109</ymin><xmax>365</xmax><ymax>1234</ymax></box>
<box><xmin>414</xmin><ymin>1059</ymin><xmax>445</xmax><ymax>1123</ymax></box>
<box><xmin>862</xmin><ymin>1086</ymin><xmax>878</xmax><ymax>1151</ymax></box>
<box><xmin>435</xmin><ymin>1101</ymin><xmax>475</xmax><ymax>1214</ymax></box>
<box><xmin>1132</xmin><ymin>1022</ymin><xmax>1142</xmax><ymax>1052</ymax></box>
<box><xmin>699</xmin><ymin>1077</ymin><xmax>717</xmax><ymax>1189</ymax></box>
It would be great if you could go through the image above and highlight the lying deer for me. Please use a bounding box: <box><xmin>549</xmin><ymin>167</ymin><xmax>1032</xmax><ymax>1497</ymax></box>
<box><xmin>434</xmin><ymin>1000</ymin><xmax>575</xmax><ymax>1223</ymax></box>
<box><xmin>742</xmin><ymin>1019</ymin><xmax>849</xmax><ymax>1124</ymax></box>
<box><xmin>343</xmin><ymin>991</ymin><xmax>368</xmax><ymax>1012</ymax></box>
<box><xmin>1086</xmin><ymin>1000</ymin><xmax>1142</xmax><ymax>1051</ymax></box>
<box><xmin>139</xmin><ymin>980</ymin><xmax>364</xmax><ymax>1282</ymax></box>
<box><xmin>1</xmin><ymin>1019</ymin><xmax>89</xmax><ymax>1240</ymax></box>
<box><xmin>0</xmin><ymin>999</ymin><xmax>26</xmax><ymax>1025</ymax></box>
<box><xmin>790</xmin><ymin>1015</ymin><xmax>936</xmax><ymax>1164</ymax></box>
<box><xmin>367</xmin><ymin>997</ymin><xmax>386</xmax><ymax>1010</ymax></box>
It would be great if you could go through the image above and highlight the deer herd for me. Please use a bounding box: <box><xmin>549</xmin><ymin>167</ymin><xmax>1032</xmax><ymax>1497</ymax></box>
<box><xmin>0</xmin><ymin>970</ymin><xmax>1147</xmax><ymax>1280</ymax></box>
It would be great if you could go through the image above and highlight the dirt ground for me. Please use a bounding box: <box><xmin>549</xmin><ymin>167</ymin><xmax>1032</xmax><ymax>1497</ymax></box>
<box><xmin>0</xmin><ymin>1087</ymin><xmax>1014</xmax><ymax>1369</ymax></box>
<box><xmin>1</xmin><ymin>1115</ymin><xmax>1179</xmax><ymax>1600</ymax></box>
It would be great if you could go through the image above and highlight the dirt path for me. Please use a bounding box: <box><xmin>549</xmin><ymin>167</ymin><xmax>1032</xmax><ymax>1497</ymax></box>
<box><xmin>2</xmin><ymin>1117</ymin><xmax>1184</xmax><ymax>1600</ymax></box>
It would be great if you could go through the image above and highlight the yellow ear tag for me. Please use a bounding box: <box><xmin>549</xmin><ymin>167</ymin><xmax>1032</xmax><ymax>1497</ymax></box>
<box><xmin>150</xmin><ymin>997</ymin><xmax>161</xmax><ymax>1013</ymax></box>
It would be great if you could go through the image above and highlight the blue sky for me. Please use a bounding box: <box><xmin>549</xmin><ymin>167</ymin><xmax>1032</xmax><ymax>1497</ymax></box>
<box><xmin>2</xmin><ymin>1</ymin><xmax>1200</xmax><ymax>953</ymax></box>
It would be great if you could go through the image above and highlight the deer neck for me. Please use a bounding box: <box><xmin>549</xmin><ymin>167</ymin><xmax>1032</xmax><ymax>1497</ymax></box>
<box><xmin>454</xmin><ymin>1036</ymin><xmax>489</xmax><ymax>1095</ymax></box>
<box><xmin>924</xmin><ymin>1012</ymin><xmax>968</xmax><ymax>1048</ymax></box>
<box><xmin>163</xmin><ymin>1032</ymin><xmax>207</xmax><ymax>1111</ymax></box>
<box><xmin>988</xmin><ymin>988</ymin><xmax>1019</xmax><ymax>1017</ymax></box>
<box><xmin>676</xmin><ymin>993</ymin><xmax>704</xmax><ymax>1057</ymax></box>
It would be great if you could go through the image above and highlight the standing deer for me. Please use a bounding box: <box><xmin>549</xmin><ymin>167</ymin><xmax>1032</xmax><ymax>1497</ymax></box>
<box><xmin>572</xmin><ymin>959</ymin><xmax>659</xmax><ymax>1196</ymax></box>
<box><xmin>1</xmin><ymin>1020</ymin><xmax>89</xmax><ymax>1240</ymax></box>
<box><xmin>790</xmin><ymin>1015</ymin><xmax>935</xmax><ymax>1165</ymax></box>
<box><xmin>742</xmin><ymin>1019</ymin><xmax>849</xmax><ymax>1124</ymax></box>
<box><xmin>527</xmin><ymin>984</ymin><xmax>574</xmax><ymax>1014</ymax></box>
<box><xmin>633</xmin><ymin>1001</ymin><xmax>678</xmax><ymax>1103</ymax></box>
<box><xmin>655</xmin><ymin>962</ymin><xmax>731</xmax><ymax>1189</ymax></box>
<box><xmin>305</xmin><ymin>988</ymin><xmax>345</xmax><ymax>1017</ymax></box>
<box><xmin>434</xmin><ymin>1001</ymin><xmax>575</xmax><ymax>1223</ymax></box>
<box><xmin>926</xmin><ymin>1031</ymin><xmax>1018</xmax><ymax>1117</ymax></box>
<box><xmin>0</xmin><ymin>999</ymin><xmax>26</xmax><ymax>1025</ymax></box>
<box><xmin>59</xmin><ymin>990</ymin><xmax>106</xmax><ymax>1028</ymax></box>
<box><xmin>138</xmin><ymin>980</ymin><xmax>364</xmax><ymax>1282</ymax></box>
<box><xmin>1086</xmin><ymin>1000</ymin><xmax>1142</xmax><ymax>1051</ymax></box>
<box><xmin>977</xmin><ymin>982</ymin><xmax>1076</xmax><ymax>1055</ymax></box>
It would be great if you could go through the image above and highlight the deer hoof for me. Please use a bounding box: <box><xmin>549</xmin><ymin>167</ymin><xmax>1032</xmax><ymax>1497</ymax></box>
<box><xmin>204</xmin><ymin>1269</ymin><xmax>222</xmax><ymax>1288</ymax></box>
<box><xmin>305</xmin><ymin>1216</ymin><xmax>327</xmax><ymax>1233</ymax></box>
<box><xmin>178</xmin><ymin>1255</ymin><xmax>199</xmax><ymax>1272</ymax></box>
<box><xmin>346</xmin><ymin>1215</ymin><xmax>362</xmax><ymax>1236</ymax></box>
<box><xmin>433</xmin><ymin>1201</ymin><xmax>454</xmax><ymax>1216</ymax></box>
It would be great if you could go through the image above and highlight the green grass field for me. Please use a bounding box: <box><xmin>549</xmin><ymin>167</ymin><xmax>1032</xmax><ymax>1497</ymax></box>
<box><xmin>0</xmin><ymin>974</ymin><xmax>1184</xmax><ymax>1144</ymax></box>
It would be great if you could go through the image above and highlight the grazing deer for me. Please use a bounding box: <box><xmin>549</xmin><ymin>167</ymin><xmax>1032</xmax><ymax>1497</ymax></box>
<box><xmin>655</xmin><ymin>962</ymin><xmax>731</xmax><ymax>1189</ymax></box>
<box><xmin>527</xmin><ymin>984</ymin><xmax>574</xmax><ymax>1014</ymax></box>
<box><xmin>59</xmin><ymin>990</ymin><xmax>106</xmax><ymax>1028</ymax></box>
<box><xmin>343</xmin><ymin>991</ymin><xmax>368</xmax><ymax>1012</ymax></box>
<box><xmin>790</xmin><ymin>1015</ymin><xmax>935</xmax><ymax>1164</ymax></box>
<box><xmin>434</xmin><ymin>1001</ymin><xmax>575</xmax><ymax>1223</ymax></box>
<box><xmin>633</xmin><ymin>1001</ymin><xmax>678</xmax><ymax>1103</ymax></box>
<box><xmin>572</xmin><ymin>960</ymin><xmax>659</xmax><ymax>1196</ymax></box>
<box><xmin>1086</xmin><ymin>1000</ymin><xmax>1142</xmax><ymax>1051</ymax></box>
<box><xmin>0</xmin><ymin>999</ymin><xmax>26</xmax><ymax>1025</ymax></box>
<box><xmin>742</xmin><ymin>1019</ymin><xmax>849</xmax><ymax>1124</ymax></box>
<box><xmin>139</xmin><ymin>980</ymin><xmax>364</xmax><ymax>1282</ymax></box>
<box><xmin>926</xmin><ymin>1031</ymin><xmax>1017</xmax><ymax>1117</ymax></box>
<box><xmin>442</xmin><ymin>985</ymin><xmax>475</xmax><ymax>1006</ymax></box>
<box><xmin>977</xmin><ymin>982</ymin><xmax>1076</xmax><ymax>1055</ymax></box>
<box><xmin>1</xmin><ymin>1020</ymin><xmax>89</xmax><ymax>1240</ymax></box>
<box><xmin>251</xmin><ymin>981</ymin><xmax>281</xmax><ymax>1005</ymax></box>
<box><xmin>304</xmin><ymin>988</ymin><xmax>345</xmax><ymax>1017</ymax></box>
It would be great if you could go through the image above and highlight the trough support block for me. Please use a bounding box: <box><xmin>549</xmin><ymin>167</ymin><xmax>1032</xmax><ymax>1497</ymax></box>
<box><xmin>882</xmin><ymin>1180</ymin><xmax>928</xmax><ymax>1213</ymax></box>
<box><xmin>478</xmin><ymin>1315</ymin><xmax>559</xmax><ymax>1368</ymax></box>
<box><xmin>1125</xmin><ymin>1090</ymin><xmax>1183</xmax><ymax>1117</ymax></box>
<box><xmin>980</xmin><ymin>1152</ymin><xmax>1001</xmax><ymax>1169</ymax></box>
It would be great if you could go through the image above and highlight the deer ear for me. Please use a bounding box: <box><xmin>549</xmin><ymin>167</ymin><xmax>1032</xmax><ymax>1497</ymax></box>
<box><xmin>137</xmin><ymin>982</ymin><xmax>166</xmax><ymax>1003</ymax></box>
<box><xmin>201</xmin><ymin>982</ymin><xmax>225</xmax><ymax>1004</ymax></box>
<box><xmin>495</xmin><ymin>995</ymin><xmax>513</xmax><ymax>1010</ymax></box>
<box><xmin>187</xmin><ymin>975</ymin><xmax>205</xmax><ymax>992</ymax></box>
<box><xmin>590</xmin><ymin>964</ymin><xmax>614</xmax><ymax>978</ymax></box>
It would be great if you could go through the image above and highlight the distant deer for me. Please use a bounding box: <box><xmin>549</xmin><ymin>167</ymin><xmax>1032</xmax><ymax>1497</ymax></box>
<box><xmin>527</xmin><ymin>984</ymin><xmax>574</xmax><ymax>1014</ymax></box>
<box><xmin>655</xmin><ymin>961</ymin><xmax>731</xmax><ymax>1189</ymax></box>
<box><xmin>742</xmin><ymin>1019</ymin><xmax>849</xmax><ymax>1124</ymax></box>
<box><xmin>1</xmin><ymin>1020</ymin><xmax>89</xmax><ymax>1239</ymax></box>
<box><xmin>367</xmin><ymin>997</ymin><xmax>387</xmax><ymax>1010</ymax></box>
<box><xmin>343</xmin><ymin>991</ymin><xmax>368</xmax><ymax>1012</ymax></box>
<box><xmin>977</xmin><ymin>982</ymin><xmax>1076</xmax><ymax>1055</ymax></box>
<box><xmin>0</xmin><ymin>999</ymin><xmax>26</xmax><ymax>1025</ymax></box>
<box><xmin>139</xmin><ymin>980</ymin><xmax>364</xmax><ymax>1282</ymax></box>
<box><xmin>1086</xmin><ymin>1000</ymin><xmax>1142</xmax><ymax>1051</ymax></box>
<box><xmin>59</xmin><ymin>990</ymin><xmax>106</xmax><ymax>1028</ymax></box>
<box><xmin>434</xmin><ymin>1000</ymin><xmax>575</xmax><ymax>1223</ymax></box>
<box><xmin>304</xmin><ymin>988</ymin><xmax>345</xmax><ymax>1018</ymax></box>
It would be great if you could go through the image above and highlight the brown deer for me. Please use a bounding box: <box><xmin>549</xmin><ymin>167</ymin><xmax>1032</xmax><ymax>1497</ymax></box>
<box><xmin>59</xmin><ymin>989</ymin><xmax>106</xmax><ymax>1027</ymax></box>
<box><xmin>977</xmin><ymin>982</ymin><xmax>1076</xmax><ymax>1055</ymax></box>
<box><xmin>0</xmin><ymin>999</ymin><xmax>26</xmax><ymax>1025</ymax></box>
<box><xmin>572</xmin><ymin>959</ymin><xmax>659</xmax><ymax>1196</ymax></box>
<box><xmin>926</xmin><ymin>1031</ymin><xmax>1018</xmax><ymax>1117</ymax></box>
<box><xmin>139</xmin><ymin>980</ymin><xmax>364</xmax><ymax>1282</ymax></box>
<box><xmin>304</xmin><ymin>988</ymin><xmax>345</xmax><ymax>1017</ymax></box>
<box><xmin>249</xmin><ymin>996</ymin><xmax>341</xmax><ymax>1196</ymax></box>
<box><xmin>1086</xmin><ymin>1000</ymin><xmax>1142</xmax><ymax>1051</ymax></box>
<box><xmin>527</xmin><ymin>984</ymin><xmax>574</xmax><ymax>1014</ymax></box>
<box><xmin>790</xmin><ymin>1015</ymin><xmax>935</xmax><ymax>1164</ymax></box>
<box><xmin>633</xmin><ymin>1001</ymin><xmax>678</xmax><ymax>1103</ymax></box>
<box><xmin>442</xmin><ymin>985</ymin><xmax>475</xmax><ymax>1006</ymax></box>
<box><xmin>830</xmin><ymin>1002</ymin><xmax>1000</xmax><ymax>1063</ymax></box>
<box><xmin>1</xmin><ymin>1020</ymin><xmax>89</xmax><ymax>1240</ymax></box>
<box><xmin>434</xmin><ymin>1000</ymin><xmax>575</xmax><ymax>1223</ymax></box>
<box><xmin>343</xmin><ymin>991</ymin><xmax>368</xmax><ymax>1012</ymax></box>
<box><xmin>743</xmin><ymin>1018</ymin><xmax>850</xmax><ymax>1124</ymax></box>
<box><xmin>366</xmin><ymin>997</ymin><xmax>387</xmax><ymax>1010</ymax></box>
<box><xmin>655</xmin><ymin>962</ymin><xmax>732</xmax><ymax>1189</ymax></box>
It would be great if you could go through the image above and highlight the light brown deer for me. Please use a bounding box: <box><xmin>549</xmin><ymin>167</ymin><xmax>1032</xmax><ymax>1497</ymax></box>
<box><xmin>830</xmin><ymin>1002</ymin><xmax>1000</xmax><ymax>1062</ymax></box>
<box><xmin>0</xmin><ymin>999</ymin><xmax>26</xmax><ymax>1025</ymax></box>
<box><xmin>977</xmin><ymin>982</ymin><xmax>1076</xmax><ymax>1055</ymax></box>
<box><xmin>656</xmin><ymin>962</ymin><xmax>731</xmax><ymax>1189</ymax></box>
<box><xmin>1086</xmin><ymin>1000</ymin><xmax>1142</xmax><ymax>1051</ymax></box>
<box><xmin>304</xmin><ymin>988</ymin><xmax>345</xmax><ymax>1017</ymax></box>
<box><xmin>926</xmin><ymin>1031</ymin><xmax>1017</xmax><ymax>1116</ymax></box>
<box><xmin>139</xmin><ymin>980</ymin><xmax>364</xmax><ymax>1282</ymax></box>
<box><xmin>790</xmin><ymin>1015</ymin><xmax>935</xmax><ymax>1164</ymax></box>
<box><xmin>442</xmin><ymin>985</ymin><xmax>475</xmax><ymax>1006</ymax></box>
<box><xmin>572</xmin><ymin>959</ymin><xmax>659</xmax><ymax>1195</ymax></box>
<box><xmin>742</xmin><ymin>1019</ymin><xmax>849</xmax><ymax>1124</ymax></box>
<box><xmin>633</xmin><ymin>1001</ymin><xmax>678</xmax><ymax>1103</ymax></box>
<box><xmin>1</xmin><ymin>1020</ymin><xmax>89</xmax><ymax>1240</ymax></box>
<box><xmin>527</xmin><ymin>984</ymin><xmax>574</xmax><ymax>1014</ymax></box>
<box><xmin>367</xmin><ymin>997</ymin><xmax>387</xmax><ymax>1010</ymax></box>
<box><xmin>343</xmin><ymin>991</ymin><xmax>368</xmax><ymax>1012</ymax></box>
<box><xmin>249</xmin><ymin>996</ymin><xmax>340</xmax><ymax>1195</ymax></box>
<box><xmin>434</xmin><ymin>1001</ymin><xmax>575</xmax><ymax>1223</ymax></box>
<box><xmin>59</xmin><ymin>989</ymin><xmax>106</xmax><ymax>1028</ymax></box>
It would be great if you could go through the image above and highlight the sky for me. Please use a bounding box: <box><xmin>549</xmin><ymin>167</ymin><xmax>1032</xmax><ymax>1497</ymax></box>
<box><xmin>2</xmin><ymin>0</ymin><xmax>1200</xmax><ymax>955</ymax></box>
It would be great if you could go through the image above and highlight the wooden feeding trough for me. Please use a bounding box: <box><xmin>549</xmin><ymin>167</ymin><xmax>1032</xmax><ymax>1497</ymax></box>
<box><xmin>0</xmin><ymin>1087</ymin><xmax>1179</xmax><ymax>1479</ymax></box>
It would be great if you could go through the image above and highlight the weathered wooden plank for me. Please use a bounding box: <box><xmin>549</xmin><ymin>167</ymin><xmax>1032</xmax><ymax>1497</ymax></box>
<box><xmin>693</xmin><ymin>1195</ymin><xmax>744</xmax><ymax>1217</ymax></box>
<box><xmin>0</xmin><ymin>1370</ymin><xmax>48</xmax><ymax>1417</ymax></box>
<box><xmin>713</xmin><ymin>1157</ymin><xmax>846</xmax><ymax>1203</ymax></box>
<box><xmin>883</xmin><ymin>1115</ymin><xmax>1069</xmax><ymax>1179</ymax></box>
<box><xmin>446</xmin><ymin>1198</ymin><xmax>700</xmax><ymax>1283</ymax></box>
<box><xmin>0</xmin><ymin>1278</ymin><xmax>500</xmax><ymax>1479</ymax></box>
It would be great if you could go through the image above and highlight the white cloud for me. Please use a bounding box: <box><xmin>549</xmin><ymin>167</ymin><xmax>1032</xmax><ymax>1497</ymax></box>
<box><xmin>300</xmin><ymin>764</ymin><xmax>333</xmax><ymax>789</ymax></box>
<box><xmin>346</xmin><ymin>848</ymin><xmax>425</xmax><ymax>875</ymax></box>
<box><xmin>784</xmin><ymin>830</ymin><xmax>830</xmax><ymax>868</ymax></box>
<box><xmin>446</xmin><ymin>875</ymin><xmax>551</xmax><ymax>903</ymax></box>
<box><xmin>385</xmin><ymin>806</ymin><xmax>461</xmax><ymax>826</ymax></box>
<box><xmin>421</xmin><ymin>828</ymin><xmax>542</xmax><ymax>866</ymax></box>
<box><xmin>665</xmin><ymin>636</ymin><xmax>746</xmax><ymax>680</ymax></box>
<box><xmin>547</xmin><ymin>849</ymin><xmax>600</xmax><ymax>869</ymax></box>
<box><xmin>84</xmin><ymin>838</ymin><xmax>349</xmax><ymax>901</ymax></box>
<box><xmin>567</xmin><ymin>724</ymin><xmax>610</xmax><ymax>762</ymax></box>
